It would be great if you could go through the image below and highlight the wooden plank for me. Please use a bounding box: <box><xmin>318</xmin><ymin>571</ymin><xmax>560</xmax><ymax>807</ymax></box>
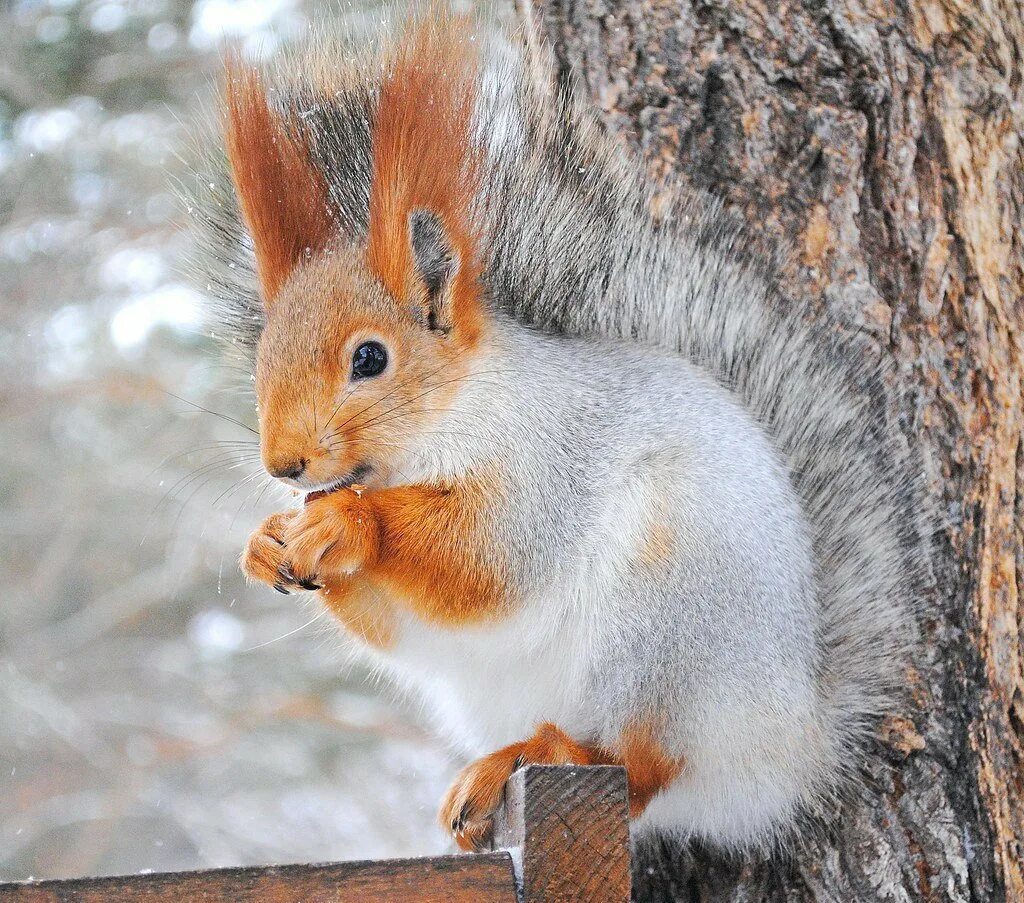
<box><xmin>0</xmin><ymin>853</ymin><xmax>517</xmax><ymax>903</ymax></box>
<box><xmin>491</xmin><ymin>765</ymin><xmax>631</xmax><ymax>903</ymax></box>
<box><xmin>0</xmin><ymin>765</ymin><xmax>631</xmax><ymax>901</ymax></box>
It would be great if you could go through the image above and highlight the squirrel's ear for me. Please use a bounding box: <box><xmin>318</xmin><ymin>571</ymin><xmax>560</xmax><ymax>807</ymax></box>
<box><xmin>365</xmin><ymin>16</ymin><xmax>485</xmax><ymax>346</ymax></box>
<box><xmin>223</xmin><ymin>59</ymin><xmax>334</xmax><ymax>305</ymax></box>
<box><xmin>409</xmin><ymin>209</ymin><xmax>459</xmax><ymax>333</ymax></box>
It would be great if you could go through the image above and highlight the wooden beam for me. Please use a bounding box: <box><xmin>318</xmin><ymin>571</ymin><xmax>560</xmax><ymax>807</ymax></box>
<box><xmin>0</xmin><ymin>854</ymin><xmax>517</xmax><ymax>902</ymax></box>
<box><xmin>491</xmin><ymin>764</ymin><xmax>631</xmax><ymax>903</ymax></box>
<box><xmin>0</xmin><ymin>764</ymin><xmax>630</xmax><ymax>902</ymax></box>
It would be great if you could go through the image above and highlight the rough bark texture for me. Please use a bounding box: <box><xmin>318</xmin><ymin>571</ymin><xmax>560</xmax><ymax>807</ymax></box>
<box><xmin>524</xmin><ymin>0</ymin><xmax>1024</xmax><ymax>899</ymax></box>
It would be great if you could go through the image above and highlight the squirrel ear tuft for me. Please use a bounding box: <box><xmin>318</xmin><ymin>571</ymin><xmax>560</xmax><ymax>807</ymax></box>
<box><xmin>365</xmin><ymin>15</ymin><xmax>485</xmax><ymax>346</ymax></box>
<box><xmin>223</xmin><ymin>58</ymin><xmax>334</xmax><ymax>305</ymax></box>
<box><xmin>409</xmin><ymin>209</ymin><xmax>458</xmax><ymax>333</ymax></box>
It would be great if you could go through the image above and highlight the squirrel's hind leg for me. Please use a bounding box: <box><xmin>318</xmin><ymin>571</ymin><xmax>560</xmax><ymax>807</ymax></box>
<box><xmin>438</xmin><ymin>722</ymin><xmax>683</xmax><ymax>850</ymax></box>
<box><xmin>439</xmin><ymin>722</ymin><xmax>606</xmax><ymax>851</ymax></box>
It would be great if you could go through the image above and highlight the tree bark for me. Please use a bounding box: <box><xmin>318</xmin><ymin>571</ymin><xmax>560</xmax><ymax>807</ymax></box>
<box><xmin>522</xmin><ymin>0</ymin><xmax>1024</xmax><ymax>899</ymax></box>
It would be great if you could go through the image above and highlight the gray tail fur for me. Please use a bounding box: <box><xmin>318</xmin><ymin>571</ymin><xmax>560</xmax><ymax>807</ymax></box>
<box><xmin>478</xmin><ymin>42</ymin><xmax>924</xmax><ymax>821</ymax></box>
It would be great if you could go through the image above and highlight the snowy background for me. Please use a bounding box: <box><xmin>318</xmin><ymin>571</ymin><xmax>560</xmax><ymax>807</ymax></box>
<box><xmin>0</xmin><ymin>0</ymin><xmax>458</xmax><ymax>881</ymax></box>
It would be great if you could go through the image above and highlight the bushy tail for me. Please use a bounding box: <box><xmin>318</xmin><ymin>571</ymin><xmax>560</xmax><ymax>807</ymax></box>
<box><xmin>476</xmin><ymin>36</ymin><xmax>925</xmax><ymax>815</ymax></box>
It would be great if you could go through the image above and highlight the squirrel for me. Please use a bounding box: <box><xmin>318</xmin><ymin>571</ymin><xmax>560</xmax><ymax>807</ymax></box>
<box><xmin>183</xmin><ymin>11</ymin><xmax>923</xmax><ymax>854</ymax></box>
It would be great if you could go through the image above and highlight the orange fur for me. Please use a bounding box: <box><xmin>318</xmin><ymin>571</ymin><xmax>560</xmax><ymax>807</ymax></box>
<box><xmin>252</xmin><ymin>249</ymin><xmax>482</xmax><ymax>494</ymax></box>
<box><xmin>439</xmin><ymin>722</ymin><xmax>610</xmax><ymax>851</ymax></box>
<box><xmin>634</xmin><ymin>488</ymin><xmax>676</xmax><ymax>571</ymax></box>
<box><xmin>285</xmin><ymin>484</ymin><xmax>380</xmax><ymax>578</ymax></box>
<box><xmin>367</xmin><ymin>16</ymin><xmax>485</xmax><ymax>346</ymax></box>
<box><xmin>365</xmin><ymin>471</ymin><xmax>508</xmax><ymax>624</ymax></box>
<box><xmin>618</xmin><ymin>722</ymin><xmax>685</xmax><ymax>816</ymax></box>
<box><xmin>268</xmin><ymin>448</ymin><xmax>507</xmax><ymax>626</ymax></box>
<box><xmin>438</xmin><ymin>721</ymin><xmax>683</xmax><ymax>849</ymax></box>
<box><xmin>275</xmin><ymin>467</ymin><xmax>508</xmax><ymax>628</ymax></box>
<box><xmin>318</xmin><ymin>575</ymin><xmax>397</xmax><ymax>650</ymax></box>
<box><xmin>223</xmin><ymin>58</ymin><xmax>335</xmax><ymax>302</ymax></box>
<box><xmin>240</xmin><ymin>510</ymin><xmax>298</xmax><ymax>587</ymax></box>
<box><xmin>638</xmin><ymin>520</ymin><xmax>676</xmax><ymax>569</ymax></box>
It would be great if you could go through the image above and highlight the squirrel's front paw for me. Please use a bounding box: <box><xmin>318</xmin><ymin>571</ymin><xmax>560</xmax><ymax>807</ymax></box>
<box><xmin>439</xmin><ymin>747</ymin><xmax>527</xmax><ymax>852</ymax></box>
<box><xmin>240</xmin><ymin>511</ymin><xmax>306</xmax><ymax>593</ymax></box>
<box><xmin>282</xmin><ymin>490</ymin><xmax>377</xmax><ymax>587</ymax></box>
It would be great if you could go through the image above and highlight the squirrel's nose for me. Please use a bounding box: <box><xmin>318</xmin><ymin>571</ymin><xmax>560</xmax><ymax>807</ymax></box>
<box><xmin>268</xmin><ymin>458</ymin><xmax>307</xmax><ymax>481</ymax></box>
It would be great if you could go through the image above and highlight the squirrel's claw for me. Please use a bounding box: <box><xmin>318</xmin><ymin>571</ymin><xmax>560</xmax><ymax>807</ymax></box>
<box><xmin>241</xmin><ymin>511</ymin><xmax>302</xmax><ymax>591</ymax></box>
<box><xmin>279</xmin><ymin>562</ymin><xmax>321</xmax><ymax>592</ymax></box>
<box><xmin>275</xmin><ymin>565</ymin><xmax>299</xmax><ymax>592</ymax></box>
<box><xmin>452</xmin><ymin>803</ymin><xmax>470</xmax><ymax>835</ymax></box>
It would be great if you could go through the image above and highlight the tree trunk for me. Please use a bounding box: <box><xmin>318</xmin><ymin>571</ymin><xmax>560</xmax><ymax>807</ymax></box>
<box><xmin>522</xmin><ymin>0</ymin><xmax>1024</xmax><ymax>899</ymax></box>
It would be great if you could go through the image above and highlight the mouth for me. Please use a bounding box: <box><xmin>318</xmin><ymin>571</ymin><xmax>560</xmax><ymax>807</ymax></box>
<box><xmin>304</xmin><ymin>462</ymin><xmax>372</xmax><ymax>504</ymax></box>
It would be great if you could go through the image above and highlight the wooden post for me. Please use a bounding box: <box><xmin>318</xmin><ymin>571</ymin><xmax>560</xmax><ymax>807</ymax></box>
<box><xmin>491</xmin><ymin>765</ymin><xmax>631</xmax><ymax>903</ymax></box>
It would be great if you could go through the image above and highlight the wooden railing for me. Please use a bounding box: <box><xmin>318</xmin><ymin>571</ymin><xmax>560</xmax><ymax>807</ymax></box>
<box><xmin>0</xmin><ymin>765</ymin><xmax>630</xmax><ymax>902</ymax></box>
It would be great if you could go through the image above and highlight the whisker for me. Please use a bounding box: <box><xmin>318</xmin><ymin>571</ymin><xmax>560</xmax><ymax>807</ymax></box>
<box><xmin>318</xmin><ymin>381</ymin><xmax>360</xmax><ymax>441</ymax></box>
<box><xmin>142</xmin><ymin>457</ymin><xmax>263</xmax><ymax>547</ymax></box>
<box><xmin>170</xmin><ymin>462</ymin><xmax>265</xmax><ymax>538</ymax></box>
<box><xmin>174</xmin><ymin>458</ymin><xmax>264</xmax><ymax>508</ymax></box>
<box><xmin>348</xmin><ymin>371</ymin><xmax>510</xmax><ymax>435</ymax></box>
<box><xmin>316</xmin><ymin>360</ymin><xmax>432</xmax><ymax>442</ymax></box>
<box><xmin>209</xmin><ymin>464</ymin><xmax>268</xmax><ymax>512</ymax></box>
<box><xmin>141</xmin><ymin>455</ymin><xmax>257</xmax><ymax>546</ymax></box>
<box><xmin>321</xmin><ymin>408</ymin><xmax>458</xmax><ymax>447</ymax></box>
<box><xmin>162</xmin><ymin>390</ymin><xmax>259</xmax><ymax>435</ymax></box>
<box><xmin>152</xmin><ymin>454</ymin><xmax>263</xmax><ymax>515</ymax></box>
<box><xmin>200</xmin><ymin>468</ymin><xmax>268</xmax><ymax>540</ymax></box>
<box><xmin>161</xmin><ymin>455</ymin><xmax>263</xmax><ymax>512</ymax></box>
<box><xmin>318</xmin><ymin>368</ymin><xmax>510</xmax><ymax>448</ymax></box>
<box><xmin>323</xmin><ymin>360</ymin><xmax>454</xmax><ymax>441</ymax></box>
<box><xmin>352</xmin><ymin>409</ymin><xmax>487</xmax><ymax>436</ymax></box>
<box><xmin>318</xmin><ymin>363</ymin><xmax>400</xmax><ymax>442</ymax></box>
<box><xmin>147</xmin><ymin>440</ymin><xmax>260</xmax><ymax>473</ymax></box>
<box><xmin>249</xmin><ymin>472</ymin><xmax>277</xmax><ymax>510</ymax></box>
<box><xmin>243</xmin><ymin>608</ymin><xmax>328</xmax><ymax>652</ymax></box>
<box><xmin>229</xmin><ymin>474</ymin><xmax>276</xmax><ymax>533</ymax></box>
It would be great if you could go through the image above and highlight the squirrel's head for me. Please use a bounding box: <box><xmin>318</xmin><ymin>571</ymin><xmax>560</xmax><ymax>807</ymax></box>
<box><xmin>253</xmin><ymin>222</ymin><xmax>485</xmax><ymax>491</ymax></box>
<box><xmin>223</xmin><ymin>32</ymin><xmax>485</xmax><ymax>491</ymax></box>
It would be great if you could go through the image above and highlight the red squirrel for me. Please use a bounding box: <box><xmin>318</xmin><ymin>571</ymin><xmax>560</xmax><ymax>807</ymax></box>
<box><xmin>184</xmin><ymin>12</ymin><xmax>921</xmax><ymax>853</ymax></box>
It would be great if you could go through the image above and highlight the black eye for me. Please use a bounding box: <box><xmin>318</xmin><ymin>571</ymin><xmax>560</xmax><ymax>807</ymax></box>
<box><xmin>352</xmin><ymin>341</ymin><xmax>388</xmax><ymax>379</ymax></box>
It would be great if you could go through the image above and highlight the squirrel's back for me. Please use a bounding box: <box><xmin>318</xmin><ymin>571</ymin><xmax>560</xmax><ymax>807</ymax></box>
<box><xmin>474</xmin><ymin>39</ymin><xmax>924</xmax><ymax>815</ymax></box>
<box><xmin>184</xmin><ymin>10</ymin><xmax>924</xmax><ymax>839</ymax></box>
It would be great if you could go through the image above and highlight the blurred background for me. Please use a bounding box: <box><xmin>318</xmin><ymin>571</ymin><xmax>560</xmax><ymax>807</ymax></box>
<box><xmin>0</xmin><ymin>0</ymin><xmax>461</xmax><ymax>881</ymax></box>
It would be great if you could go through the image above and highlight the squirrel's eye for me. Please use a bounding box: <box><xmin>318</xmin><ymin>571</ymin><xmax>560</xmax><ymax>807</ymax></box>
<box><xmin>352</xmin><ymin>341</ymin><xmax>388</xmax><ymax>379</ymax></box>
